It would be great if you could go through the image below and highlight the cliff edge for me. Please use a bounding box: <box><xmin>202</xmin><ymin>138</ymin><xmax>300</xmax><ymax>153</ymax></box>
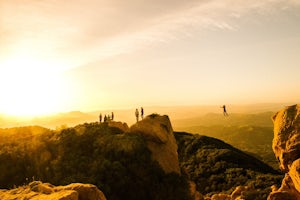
<box><xmin>269</xmin><ymin>104</ymin><xmax>300</xmax><ymax>199</ymax></box>
<box><xmin>130</xmin><ymin>114</ymin><xmax>181</xmax><ymax>174</ymax></box>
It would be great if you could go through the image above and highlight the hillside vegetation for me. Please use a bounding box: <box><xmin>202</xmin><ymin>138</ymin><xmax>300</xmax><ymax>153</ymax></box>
<box><xmin>0</xmin><ymin>123</ymin><xmax>191</xmax><ymax>200</ymax></box>
<box><xmin>179</xmin><ymin>125</ymin><xmax>277</xmax><ymax>169</ymax></box>
<box><xmin>174</xmin><ymin>112</ymin><xmax>278</xmax><ymax>169</ymax></box>
<box><xmin>175</xmin><ymin>132</ymin><xmax>282</xmax><ymax>199</ymax></box>
<box><xmin>0</xmin><ymin>121</ymin><xmax>282</xmax><ymax>200</ymax></box>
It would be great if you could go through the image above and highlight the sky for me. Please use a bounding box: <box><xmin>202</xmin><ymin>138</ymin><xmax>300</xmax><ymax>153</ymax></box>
<box><xmin>0</xmin><ymin>0</ymin><xmax>300</xmax><ymax>116</ymax></box>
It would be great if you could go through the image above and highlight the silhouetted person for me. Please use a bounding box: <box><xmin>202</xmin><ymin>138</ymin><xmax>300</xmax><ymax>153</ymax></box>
<box><xmin>141</xmin><ymin>107</ymin><xmax>144</xmax><ymax>119</ymax></box>
<box><xmin>99</xmin><ymin>113</ymin><xmax>102</xmax><ymax>123</ymax></box>
<box><xmin>111</xmin><ymin>112</ymin><xmax>114</xmax><ymax>121</ymax></box>
<box><xmin>135</xmin><ymin>108</ymin><xmax>139</xmax><ymax>122</ymax></box>
<box><xmin>104</xmin><ymin>115</ymin><xmax>107</xmax><ymax>122</ymax></box>
<box><xmin>221</xmin><ymin>105</ymin><xmax>228</xmax><ymax>116</ymax></box>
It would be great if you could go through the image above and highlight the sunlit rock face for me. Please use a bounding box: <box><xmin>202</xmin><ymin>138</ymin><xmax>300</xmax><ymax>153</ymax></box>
<box><xmin>130</xmin><ymin>114</ymin><xmax>181</xmax><ymax>174</ymax></box>
<box><xmin>0</xmin><ymin>181</ymin><xmax>107</xmax><ymax>200</ymax></box>
<box><xmin>268</xmin><ymin>104</ymin><xmax>300</xmax><ymax>199</ymax></box>
<box><xmin>268</xmin><ymin>174</ymin><xmax>300</xmax><ymax>200</ymax></box>
<box><xmin>272</xmin><ymin>104</ymin><xmax>300</xmax><ymax>172</ymax></box>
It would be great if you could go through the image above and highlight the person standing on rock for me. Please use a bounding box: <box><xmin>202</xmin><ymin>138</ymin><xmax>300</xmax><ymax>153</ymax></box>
<box><xmin>141</xmin><ymin>107</ymin><xmax>144</xmax><ymax>119</ymax></box>
<box><xmin>111</xmin><ymin>112</ymin><xmax>114</xmax><ymax>121</ymax></box>
<box><xmin>135</xmin><ymin>108</ymin><xmax>139</xmax><ymax>122</ymax></box>
<box><xmin>99</xmin><ymin>113</ymin><xmax>102</xmax><ymax>123</ymax></box>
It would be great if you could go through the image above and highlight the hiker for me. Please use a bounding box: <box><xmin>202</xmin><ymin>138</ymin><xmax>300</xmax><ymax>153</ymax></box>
<box><xmin>221</xmin><ymin>105</ymin><xmax>228</xmax><ymax>116</ymax></box>
<box><xmin>111</xmin><ymin>112</ymin><xmax>114</xmax><ymax>121</ymax></box>
<box><xmin>135</xmin><ymin>108</ymin><xmax>139</xmax><ymax>122</ymax></box>
<box><xmin>141</xmin><ymin>107</ymin><xmax>144</xmax><ymax>119</ymax></box>
<box><xmin>104</xmin><ymin>115</ymin><xmax>107</xmax><ymax>122</ymax></box>
<box><xmin>99</xmin><ymin>113</ymin><xmax>102</xmax><ymax>123</ymax></box>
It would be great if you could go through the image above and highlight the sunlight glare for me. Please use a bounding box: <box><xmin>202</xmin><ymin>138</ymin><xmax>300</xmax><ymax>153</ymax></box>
<box><xmin>0</xmin><ymin>56</ymin><xmax>69</xmax><ymax>117</ymax></box>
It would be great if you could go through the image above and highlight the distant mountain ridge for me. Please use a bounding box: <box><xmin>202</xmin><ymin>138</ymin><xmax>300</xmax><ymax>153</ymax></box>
<box><xmin>0</xmin><ymin>103</ymin><xmax>290</xmax><ymax>128</ymax></box>
<box><xmin>173</xmin><ymin>112</ymin><xmax>274</xmax><ymax>128</ymax></box>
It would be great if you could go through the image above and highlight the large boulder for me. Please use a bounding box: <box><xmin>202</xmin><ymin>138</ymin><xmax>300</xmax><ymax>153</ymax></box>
<box><xmin>268</xmin><ymin>174</ymin><xmax>300</xmax><ymax>200</ymax></box>
<box><xmin>268</xmin><ymin>104</ymin><xmax>300</xmax><ymax>199</ymax></box>
<box><xmin>272</xmin><ymin>104</ymin><xmax>300</xmax><ymax>172</ymax></box>
<box><xmin>129</xmin><ymin>114</ymin><xmax>181</xmax><ymax>174</ymax></box>
<box><xmin>0</xmin><ymin>181</ymin><xmax>106</xmax><ymax>200</ymax></box>
<box><xmin>55</xmin><ymin>183</ymin><xmax>106</xmax><ymax>200</ymax></box>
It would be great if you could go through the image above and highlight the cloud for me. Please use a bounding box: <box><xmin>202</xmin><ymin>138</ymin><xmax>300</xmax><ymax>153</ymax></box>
<box><xmin>75</xmin><ymin>0</ymin><xmax>300</xmax><ymax>64</ymax></box>
<box><xmin>1</xmin><ymin>0</ymin><xmax>299</xmax><ymax>71</ymax></box>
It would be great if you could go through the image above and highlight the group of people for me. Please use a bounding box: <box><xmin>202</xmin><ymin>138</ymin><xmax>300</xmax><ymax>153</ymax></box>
<box><xmin>99</xmin><ymin>107</ymin><xmax>145</xmax><ymax>124</ymax></box>
<box><xmin>99</xmin><ymin>112</ymin><xmax>114</xmax><ymax>123</ymax></box>
<box><xmin>99</xmin><ymin>105</ymin><xmax>226</xmax><ymax>124</ymax></box>
<box><xmin>135</xmin><ymin>107</ymin><xmax>144</xmax><ymax>122</ymax></box>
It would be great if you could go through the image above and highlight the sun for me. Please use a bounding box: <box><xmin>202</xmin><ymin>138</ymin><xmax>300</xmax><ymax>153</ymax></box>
<box><xmin>0</xmin><ymin>56</ymin><xmax>69</xmax><ymax>117</ymax></box>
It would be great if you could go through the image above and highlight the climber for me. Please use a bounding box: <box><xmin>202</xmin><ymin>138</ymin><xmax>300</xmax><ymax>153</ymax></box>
<box><xmin>221</xmin><ymin>105</ymin><xmax>229</xmax><ymax>116</ymax></box>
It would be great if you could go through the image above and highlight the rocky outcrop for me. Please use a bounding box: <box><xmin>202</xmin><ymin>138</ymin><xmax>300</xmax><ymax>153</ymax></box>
<box><xmin>0</xmin><ymin>181</ymin><xmax>106</xmax><ymax>200</ymax></box>
<box><xmin>129</xmin><ymin>114</ymin><xmax>181</xmax><ymax>174</ymax></box>
<box><xmin>268</xmin><ymin>174</ymin><xmax>300</xmax><ymax>200</ymax></box>
<box><xmin>272</xmin><ymin>104</ymin><xmax>300</xmax><ymax>172</ymax></box>
<box><xmin>107</xmin><ymin>121</ymin><xmax>129</xmax><ymax>132</ymax></box>
<box><xmin>203</xmin><ymin>186</ymin><xmax>252</xmax><ymax>200</ymax></box>
<box><xmin>189</xmin><ymin>181</ymin><xmax>204</xmax><ymax>200</ymax></box>
<box><xmin>268</xmin><ymin>104</ymin><xmax>300</xmax><ymax>199</ymax></box>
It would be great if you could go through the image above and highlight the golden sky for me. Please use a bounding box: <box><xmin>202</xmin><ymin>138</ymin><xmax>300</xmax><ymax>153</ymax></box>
<box><xmin>0</xmin><ymin>0</ymin><xmax>300</xmax><ymax>116</ymax></box>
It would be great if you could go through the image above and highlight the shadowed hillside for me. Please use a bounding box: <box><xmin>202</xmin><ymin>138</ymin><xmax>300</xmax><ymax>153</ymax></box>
<box><xmin>179</xmin><ymin>125</ymin><xmax>278</xmax><ymax>169</ymax></box>
<box><xmin>173</xmin><ymin>112</ymin><xmax>278</xmax><ymax>170</ymax></box>
<box><xmin>175</xmin><ymin>132</ymin><xmax>282</xmax><ymax>199</ymax></box>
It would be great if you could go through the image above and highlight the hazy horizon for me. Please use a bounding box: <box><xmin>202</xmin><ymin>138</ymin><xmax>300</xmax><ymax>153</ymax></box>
<box><xmin>1</xmin><ymin>1</ymin><xmax>300</xmax><ymax>117</ymax></box>
<box><xmin>0</xmin><ymin>102</ymin><xmax>294</xmax><ymax>129</ymax></box>
<box><xmin>0</xmin><ymin>101</ymin><xmax>294</xmax><ymax>116</ymax></box>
